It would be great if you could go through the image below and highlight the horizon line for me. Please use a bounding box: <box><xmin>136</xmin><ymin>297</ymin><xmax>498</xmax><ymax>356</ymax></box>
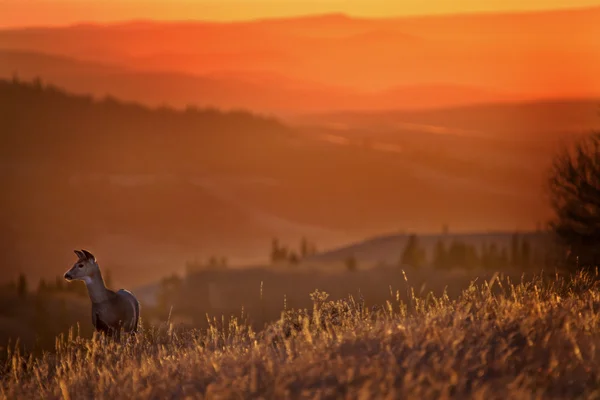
<box><xmin>1</xmin><ymin>3</ymin><xmax>599</xmax><ymax>30</ymax></box>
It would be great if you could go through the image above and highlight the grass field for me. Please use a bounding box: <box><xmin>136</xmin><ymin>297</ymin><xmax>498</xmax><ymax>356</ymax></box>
<box><xmin>1</xmin><ymin>270</ymin><xmax>599</xmax><ymax>399</ymax></box>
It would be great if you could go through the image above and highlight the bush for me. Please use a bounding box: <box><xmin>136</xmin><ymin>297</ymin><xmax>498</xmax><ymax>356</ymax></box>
<box><xmin>548</xmin><ymin>132</ymin><xmax>600</xmax><ymax>269</ymax></box>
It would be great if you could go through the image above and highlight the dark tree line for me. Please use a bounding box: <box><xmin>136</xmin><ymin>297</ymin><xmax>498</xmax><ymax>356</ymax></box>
<box><xmin>399</xmin><ymin>233</ymin><xmax>541</xmax><ymax>270</ymax></box>
<box><xmin>0</xmin><ymin>77</ymin><xmax>288</xmax><ymax>176</ymax></box>
<box><xmin>398</xmin><ymin>129</ymin><xmax>600</xmax><ymax>272</ymax></box>
<box><xmin>270</xmin><ymin>237</ymin><xmax>317</xmax><ymax>265</ymax></box>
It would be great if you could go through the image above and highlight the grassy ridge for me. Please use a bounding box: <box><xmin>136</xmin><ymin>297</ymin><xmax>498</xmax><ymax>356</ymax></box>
<box><xmin>2</xmin><ymin>271</ymin><xmax>599</xmax><ymax>399</ymax></box>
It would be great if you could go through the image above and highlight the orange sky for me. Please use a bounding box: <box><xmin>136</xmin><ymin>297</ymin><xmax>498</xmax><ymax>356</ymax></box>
<box><xmin>1</xmin><ymin>0</ymin><xmax>600</xmax><ymax>27</ymax></box>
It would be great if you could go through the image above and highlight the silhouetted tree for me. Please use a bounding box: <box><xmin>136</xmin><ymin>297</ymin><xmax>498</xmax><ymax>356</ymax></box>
<box><xmin>271</xmin><ymin>238</ymin><xmax>285</xmax><ymax>264</ymax></box>
<box><xmin>401</xmin><ymin>234</ymin><xmax>425</xmax><ymax>267</ymax></box>
<box><xmin>289</xmin><ymin>251</ymin><xmax>300</xmax><ymax>265</ymax></box>
<box><xmin>299</xmin><ymin>237</ymin><xmax>317</xmax><ymax>259</ymax></box>
<box><xmin>32</xmin><ymin>76</ymin><xmax>43</xmax><ymax>90</ymax></box>
<box><xmin>17</xmin><ymin>273</ymin><xmax>27</xmax><ymax>297</ymax></box>
<box><xmin>548</xmin><ymin>132</ymin><xmax>600</xmax><ymax>269</ymax></box>
<box><xmin>445</xmin><ymin>241</ymin><xmax>480</xmax><ymax>269</ymax></box>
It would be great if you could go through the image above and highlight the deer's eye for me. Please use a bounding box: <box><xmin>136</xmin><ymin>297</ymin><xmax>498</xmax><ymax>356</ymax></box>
<box><xmin>77</xmin><ymin>264</ymin><xmax>84</xmax><ymax>268</ymax></box>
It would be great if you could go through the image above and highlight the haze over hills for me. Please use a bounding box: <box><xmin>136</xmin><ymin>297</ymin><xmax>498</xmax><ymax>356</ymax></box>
<box><xmin>1</xmin><ymin>7</ymin><xmax>599</xmax><ymax>113</ymax></box>
<box><xmin>2</xmin><ymin>79</ymin><xmax>597</xmax><ymax>286</ymax></box>
<box><xmin>1</xmin><ymin>6</ymin><xmax>599</xmax><ymax>288</ymax></box>
<box><xmin>4</xmin><ymin>8</ymin><xmax>600</xmax><ymax>394</ymax></box>
<box><xmin>0</xmin><ymin>50</ymin><xmax>520</xmax><ymax>113</ymax></box>
<box><xmin>308</xmin><ymin>231</ymin><xmax>550</xmax><ymax>266</ymax></box>
<box><xmin>294</xmin><ymin>99</ymin><xmax>600</xmax><ymax>138</ymax></box>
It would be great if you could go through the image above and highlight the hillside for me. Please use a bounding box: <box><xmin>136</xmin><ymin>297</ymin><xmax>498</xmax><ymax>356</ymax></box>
<box><xmin>0</xmin><ymin>50</ymin><xmax>519</xmax><ymax>113</ymax></box>
<box><xmin>0</xmin><ymin>78</ymin><xmax>300</xmax><ymax>285</ymax></box>
<box><xmin>1</xmin><ymin>79</ymin><xmax>596</xmax><ymax>286</ymax></box>
<box><xmin>2</xmin><ymin>272</ymin><xmax>600</xmax><ymax>399</ymax></box>
<box><xmin>295</xmin><ymin>99</ymin><xmax>600</xmax><ymax>138</ymax></box>
<box><xmin>308</xmin><ymin>231</ymin><xmax>550</xmax><ymax>265</ymax></box>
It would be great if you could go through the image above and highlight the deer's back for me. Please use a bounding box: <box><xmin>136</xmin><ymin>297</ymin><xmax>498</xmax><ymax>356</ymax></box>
<box><xmin>92</xmin><ymin>289</ymin><xmax>140</xmax><ymax>333</ymax></box>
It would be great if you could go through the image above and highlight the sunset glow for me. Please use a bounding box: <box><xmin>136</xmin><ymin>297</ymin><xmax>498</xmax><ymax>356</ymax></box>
<box><xmin>2</xmin><ymin>0</ymin><xmax>600</xmax><ymax>395</ymax></box>
<box><xmin>1</xmin><ymin>0</ymin><xmax>600</xmax><ymax>27</ymax></box>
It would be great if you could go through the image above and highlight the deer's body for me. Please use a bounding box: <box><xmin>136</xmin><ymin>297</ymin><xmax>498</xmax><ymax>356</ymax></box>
<box><xmin>91</xmin><ymin>289</ymin><xmax>140</xmax><ymax>334</ymax></box>
<box><xmin>64</xmin><ymin>250</ymin><xmax>140</xmax><ymax>336</ymax></box>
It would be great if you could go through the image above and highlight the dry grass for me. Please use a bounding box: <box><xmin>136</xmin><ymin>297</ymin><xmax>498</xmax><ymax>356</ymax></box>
<box><xmin>2</xmin><ymin>270</ymin><xmax>600</xmax><ymax>400</ymax></box>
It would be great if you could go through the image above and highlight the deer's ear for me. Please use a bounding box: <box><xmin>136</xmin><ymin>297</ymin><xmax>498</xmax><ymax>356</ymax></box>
<box><xmin>74</xmin><ymin>250</ymin><xmax>85</xmax><ymax>259</ymax></box>
<box><xmin>82</xmin><ymin>249</ymin><xmax>96</xmax><ymax>262</ymax></box>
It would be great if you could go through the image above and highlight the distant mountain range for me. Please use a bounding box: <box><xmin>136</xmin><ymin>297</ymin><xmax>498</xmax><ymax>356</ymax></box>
<box><xmin>1</xmin><ymin>6</ymin><xmax>599</xmax><ymax>113</ymax></box>
<box><xmin>0</xmin><ymin>50</ymin><xmax>520</xmax><ymax>113</ymax></box>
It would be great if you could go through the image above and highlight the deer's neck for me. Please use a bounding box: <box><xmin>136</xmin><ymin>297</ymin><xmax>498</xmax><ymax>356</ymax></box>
<box><xmin>84</xmin><ymin>270</ymin><xmax>110</xmax><ymax>304</ymax></box>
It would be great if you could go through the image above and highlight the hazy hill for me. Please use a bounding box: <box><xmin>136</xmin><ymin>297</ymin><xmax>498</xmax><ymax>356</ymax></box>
<box><xmin>0</xmin><ymin>50</ymin><xmax>518</xmax><ymax>113</ymax></box>
<box><xmin>1</xmin><ymin>79</ymin><xmax>596</xmax><ymax>286</ymax></box>
<box><xmin>0</xmin><ymin>78</ymin><xmax>298</xmax><ymax>285</ymax></box>
<box><xmin>308</xmin><ymin>231</ymin><xmax>549</xmax><ymax>265</ymax></box>
<box><xmin>295</xmin><ymin>100</ymin><xmax>600</xmax><ymax>138</ymax></box>
<box><xmin>0</xmin><ymin>6</ymin><xmax>598</xmax><ymax>105</ymax></box>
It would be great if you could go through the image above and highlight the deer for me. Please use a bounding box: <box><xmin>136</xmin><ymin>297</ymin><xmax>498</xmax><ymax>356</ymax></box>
<box><xmin>64</xmin><ymin>249</ymin><xmax>140</xmax><ymax>337</ymax></box>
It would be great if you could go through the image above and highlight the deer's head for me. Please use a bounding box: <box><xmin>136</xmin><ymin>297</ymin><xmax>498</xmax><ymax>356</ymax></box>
<box><xmin>64</xmin><ymin>250</ymin><xmax>99</xmax><ymax>283</ymax></box>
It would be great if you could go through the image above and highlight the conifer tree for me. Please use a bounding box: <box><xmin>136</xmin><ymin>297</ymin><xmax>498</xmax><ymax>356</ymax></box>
<box><xmin>401</xmin><ymin>234</ymin><xmax>425</xmax><ymax>267</ymax></box>
<box><xmin>17</xmin><ymin>273</ymin><xmax>27</xmax><ymax>297</ymax></box>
